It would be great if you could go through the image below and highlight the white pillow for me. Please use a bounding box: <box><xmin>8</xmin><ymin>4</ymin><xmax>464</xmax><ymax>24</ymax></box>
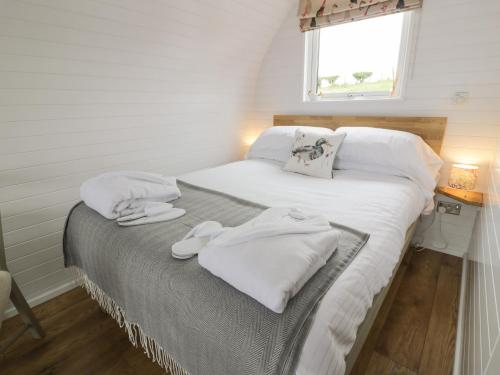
<box><xmin>247</xmin><ymin>126</ymin><xmax>334</xmax><ymax>164</ymax></box>
<box><xmin>284</xmin><ymin>129</ymin><xmax>346</xmax><ymax>179</ymax></box>
<box><xmin>334</xmin><ymin>127</ymin><xmax>443</xmax><ymax>193</ymax></box>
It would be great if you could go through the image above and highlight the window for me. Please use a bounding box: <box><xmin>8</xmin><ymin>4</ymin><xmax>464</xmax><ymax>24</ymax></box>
<box><xmin>304</xmin><ymin>12</ymin><xmax>413</xmax><ymax>101</ymax></box>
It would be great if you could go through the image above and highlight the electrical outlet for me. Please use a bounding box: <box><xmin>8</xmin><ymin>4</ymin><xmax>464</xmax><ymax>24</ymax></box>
<box><xmin>452</xmin><ymin>91</ymin><xmax>470</xmax><ymax>104</ymax></box>
<box><xmin>437</xmin><ymin>201</ymin><xmax>462</xmax><ymax>215</ymax></box>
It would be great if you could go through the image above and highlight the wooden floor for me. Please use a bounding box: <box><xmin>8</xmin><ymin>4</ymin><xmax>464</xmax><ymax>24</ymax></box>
<box><xmin>351</xmin><ymin>248</ymin><xmax>462</xmax><ymax>375</ymax></box>
<box><xmin>0</xmin><ymin>248</ymin><xmax>461</xmax><ymax>375</ymax></box>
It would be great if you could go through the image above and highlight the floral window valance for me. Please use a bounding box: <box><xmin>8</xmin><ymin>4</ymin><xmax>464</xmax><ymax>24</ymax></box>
<box><xmin>298</xmin><ymin>0</ymin><xmax>423</xmax><ymax>32</ymax></box>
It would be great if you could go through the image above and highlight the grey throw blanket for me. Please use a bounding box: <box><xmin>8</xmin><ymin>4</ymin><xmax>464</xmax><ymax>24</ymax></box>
<box><xmin>64</xmin><ymin>181</ymin><xmax>369</xmax><ymax>375</ymax></box>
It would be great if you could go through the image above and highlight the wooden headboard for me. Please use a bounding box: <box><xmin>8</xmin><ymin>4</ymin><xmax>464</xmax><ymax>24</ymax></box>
<box><xmin>273</xmin><ymin>115</ymin><xmax>447</xmax><ymax>155</ymax></box>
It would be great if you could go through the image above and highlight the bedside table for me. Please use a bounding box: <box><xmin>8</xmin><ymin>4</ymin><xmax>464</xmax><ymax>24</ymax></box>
<box><xmin>436</xmin><ymin>186</ymin><xmax>483</xmax><ymax>207</ymax></box>
<box><xmin>418</xmin><ymin>186</ymin><xmax>483</xmax><ymax>257</ymax></box>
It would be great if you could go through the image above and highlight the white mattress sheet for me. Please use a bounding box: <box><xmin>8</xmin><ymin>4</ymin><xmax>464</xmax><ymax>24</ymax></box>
<box><xmin>180</xmin><ymin>159</ymin><xmax>427</xmax><ymax>375</ymax></box>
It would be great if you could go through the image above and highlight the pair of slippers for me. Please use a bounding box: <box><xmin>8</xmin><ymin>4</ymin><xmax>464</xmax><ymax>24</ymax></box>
<box><xmin>116</xmin><ymin>202</ymin><xmax>186</xmax><ymax>226</ymax></box>
<box><xmin>171</xmin><ymin>221</ymin><xmax>228</xmax><ymax>259</ymax></box>
<box><xmin>117</xmin><ymin>208</ymin><xmax>185</xmax><ymax>226</ymax></box>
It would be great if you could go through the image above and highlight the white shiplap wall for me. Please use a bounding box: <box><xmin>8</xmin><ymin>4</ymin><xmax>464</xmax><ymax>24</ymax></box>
<box><xmin>0</xmin><ymin>0</ymin><xmax>293</xmax><ymax>307</ymax></box>
<box><xmin>247</xmin><ymin>0</ymin><xmax>500</xmax><ymax>191</ymax></box>
<box><xmin>462</xmin><ymin>139</ymin><xmax>500</xmax><ymax>375</ymax></box>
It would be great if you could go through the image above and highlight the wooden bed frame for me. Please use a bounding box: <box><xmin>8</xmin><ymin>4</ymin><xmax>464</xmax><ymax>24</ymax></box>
<box><xmin>273</xmin><ymin>114</ymin><xmax>447</xmax><ymax>374</ymax></box>
<box><xmin>273</xmin><ymin>115</ymin><xmax>447</xmax><ymax>154</ymax></box>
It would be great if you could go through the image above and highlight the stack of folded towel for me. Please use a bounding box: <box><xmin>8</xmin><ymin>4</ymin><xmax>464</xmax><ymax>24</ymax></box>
<box><xmin>173</xmin><ymin>208</ymin><xmax>340</xmax><ymax>313</ymax></box>
<box><xmin>80</xmin><ymin>171</ymin><xmax>185</xmax><ymax>225</ymax></box>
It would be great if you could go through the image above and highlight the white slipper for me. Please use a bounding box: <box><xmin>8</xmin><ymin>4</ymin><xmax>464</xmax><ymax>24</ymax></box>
<box><xmin>181</xmin><ymin>221</ymin><xmax>225</xmax><ymax>240</ymax></box>
<box><xmin>172</xmin><ymin>236</ymin><xmax>210</xmax><ymax>259</ymax></box>
<box><xmin>117</xmin><ymin>203</ymin><xmax>176</xmax><ymax>223</ymax></box>
<box><xmin>118</xmin><ymin>208</ymin><xmax>185</xmax><ymax>226</ymax></box>
<box><xmin>116</xmin><ymin>212</ymin><xmax>147</xmax><ymax>222</ymax></box>
<box><xmin>144</xmin><ymin>202</ymin><xmax>173</xmax><ymax>216</ymax></box>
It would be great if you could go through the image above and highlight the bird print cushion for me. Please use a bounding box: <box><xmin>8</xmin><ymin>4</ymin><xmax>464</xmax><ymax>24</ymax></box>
<box><xmin>284</xmin><ymin>129</ymin><xmax>346</xmax><ymax>179</ymax></box>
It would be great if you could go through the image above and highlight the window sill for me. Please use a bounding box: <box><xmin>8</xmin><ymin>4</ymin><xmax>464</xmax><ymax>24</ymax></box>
<box><xmin>304</xmin><ymin>95</ymin><xmax>404</xmax><ymax>103</ymax></box>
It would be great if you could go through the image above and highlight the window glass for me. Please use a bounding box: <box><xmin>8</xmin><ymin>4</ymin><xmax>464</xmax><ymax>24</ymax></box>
<box><xmin>305</xmin><ymin>12</ymin><xmax>411</xmax><ymax>100</ymax></box>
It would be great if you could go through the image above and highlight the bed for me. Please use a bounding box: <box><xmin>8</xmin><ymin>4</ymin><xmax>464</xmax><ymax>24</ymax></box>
<box><xmin>64</xmin><ymin>115</ymin><xmax>447</xmax><ymax>375</ymax></box>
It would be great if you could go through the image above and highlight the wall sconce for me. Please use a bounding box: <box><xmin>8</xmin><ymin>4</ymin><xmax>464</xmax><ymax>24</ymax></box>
<box><xmin>242</xmin><ymin>129</ymin><xmax>261</xmax><ymax>149</ymax></box>
<box><xmin>448</xmin><ymin>163</ymin><xmax>479</xmax><ymax>191</ymax></box>
<box><xmin>241</xmin><ymin>131</ymin><xmax>260</xmax><ymax>158</ymax></box>
<box><xmin>243</xmin><ymin>135</ymin><xmax>258</xmax><ymax>147</ymax></box>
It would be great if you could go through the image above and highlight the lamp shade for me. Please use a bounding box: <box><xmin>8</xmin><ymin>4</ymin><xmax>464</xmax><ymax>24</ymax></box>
<box><xmin>448</xmin><ymin>164</ymin><xmax>479</xmax><ymax>191</ymax></box>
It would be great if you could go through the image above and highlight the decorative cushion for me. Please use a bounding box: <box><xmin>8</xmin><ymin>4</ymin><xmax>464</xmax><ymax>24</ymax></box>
<box><xmin>246</xmin><ymin>126</ymin><xmax>334</xmax><ymax>164</ymax></box>
<box><xmin>284</xmin><ymin>130</ymin><xmax>346</xmax><ymax>179</ymax></box>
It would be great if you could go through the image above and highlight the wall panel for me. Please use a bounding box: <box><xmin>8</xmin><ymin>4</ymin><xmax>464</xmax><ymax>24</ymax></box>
<box><xmin>0</xmin><ymin>0</ymin><xmax>293</xmax><ymax>306</ymax></box>
<box><xmin>463</xmin><ymin>139</ymin><xmax>500</xmax><ymax>374</ymax></box>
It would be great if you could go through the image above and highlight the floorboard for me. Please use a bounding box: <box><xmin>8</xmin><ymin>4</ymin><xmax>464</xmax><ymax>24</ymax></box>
<box><xmin>355</xmin><ymin>249</ymin><xmax>462</xmax><ymax>375</ymax></box>
<box><xmin>418</xmin><ymin>264</ymin><xmax>461</xmax><ymax>375</ymax></box>
<box><xmin>364</xmin><ymin>352</ymin><xmax>416</xmax><ymax>375</ymax></box>
<box><xmin>349</xmin><ymin>248</ymin><xmax>414</xmax><ymax>375</ymax></box>
<box><xmin>0</xmin><ymin>249</ymin><xmax>461</xmax><ymax>375</ymax></box>
<box><xmin>374</xmin><ymin>249</ymin><xmax>444</xmax><ymax>371</ymax></box>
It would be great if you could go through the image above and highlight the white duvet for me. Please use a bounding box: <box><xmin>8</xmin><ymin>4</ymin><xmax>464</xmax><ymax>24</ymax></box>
<box><xmin>180</xmin><ymin>159</ymin><xmax>428</xmax><ymax>375</ymax></box>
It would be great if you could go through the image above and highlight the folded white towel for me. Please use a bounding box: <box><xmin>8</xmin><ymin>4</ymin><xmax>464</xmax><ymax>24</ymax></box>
<box><xmin>197</xmin><ymin>208</ymin><xmax>340</xmax><ymax>313</ymax></box>
<box><xmin>80</xmin><ymin>171</ymin><xmax>181</xmax><ymax>219</ymax></box>
<box><xmin>209</xmin><ymin>207</ymin><xmax>333</xmax><ymax>247</ymax></box>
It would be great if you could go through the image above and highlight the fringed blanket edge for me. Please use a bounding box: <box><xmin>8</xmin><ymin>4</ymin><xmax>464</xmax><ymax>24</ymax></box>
<box><xmin>71</xmin><ymin>267</ymin><xmax>190</xmax><ymax>375</ymax></box>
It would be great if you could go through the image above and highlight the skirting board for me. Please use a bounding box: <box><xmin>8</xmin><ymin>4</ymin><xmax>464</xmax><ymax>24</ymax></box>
<box><xmin>425</xmin><ymin>245</ymin><xmax>465</xmax><ymax>258</ymax></box>
<box><xmin>453</xmin><ymin>253</ymin><xmax>468</xmax><ymax>375</ymax></box>
<box><xmin>3</xmin><ymin>276</ymin><xmax>79</xmax><ymax>320</ymax></box>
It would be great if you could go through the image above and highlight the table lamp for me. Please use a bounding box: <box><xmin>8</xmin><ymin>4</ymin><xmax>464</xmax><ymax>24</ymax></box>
<box><xmin>448</xmin><ymin>163</ymin><xmax>479</xmax><ymax>191</ymax></box>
